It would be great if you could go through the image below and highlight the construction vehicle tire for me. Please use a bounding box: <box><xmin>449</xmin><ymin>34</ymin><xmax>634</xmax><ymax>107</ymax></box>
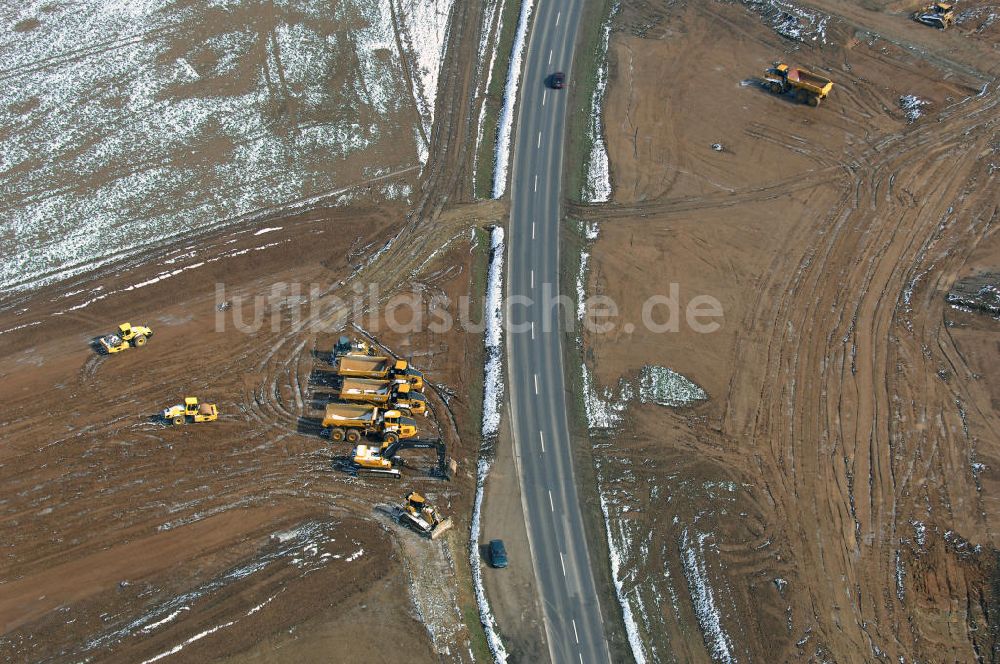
<box><xmin>796</xmin><ymin>89</ymin><xmax>808</xmax><ymax>104</ymax></box>
<box><xmin>384</xmin><ymin>432</ymin><xmax>399</xmax><ymax>445</ymax></box>
<box><xmin>134</xmin><ymin>335</ymin><xmax>147</xmax><ymax>346</ymax></box>
<box><xmin>808</xmin><ymin>95</ymin><xmax>820</xmax><ymax>107</ymax></box>
<box><xmin>769</xmin><ymin>82</ymin><xmax>782</xmax><ymax>94</ymax></box>
<box><xmin>173</xmin><ymin>416</ymin><xmax>184</xmax><ymax>425</ymax></box>
<box><xmin>330</xmin><ymin>427</ymin><xmax>346</xmax><ymax>442</ymax></box>
<box><xmin>346</xmin><ymin>429</ymin><xmax>361</xmax><ymax>443</ymax></box>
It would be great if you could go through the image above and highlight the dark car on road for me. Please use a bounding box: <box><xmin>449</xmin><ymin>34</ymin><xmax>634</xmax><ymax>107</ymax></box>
<box><xmin>547</xmin><ymin>71</ymin><xmax>565</xmax><ymax>89</ymax></box>
<box><xmin>488</xmin><ymin>539</ymin><xmax>508</xmax><ymax>568</ymax></box>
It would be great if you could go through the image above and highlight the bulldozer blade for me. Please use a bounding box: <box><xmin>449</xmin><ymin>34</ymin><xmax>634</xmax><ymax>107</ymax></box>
<box><xmin>430</xmin><ymin>517</ymin><xmax>454</xmax><ymax>540</ymax></box>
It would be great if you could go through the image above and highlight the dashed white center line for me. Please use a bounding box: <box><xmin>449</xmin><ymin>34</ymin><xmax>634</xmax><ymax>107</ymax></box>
<box><xmin>572</xmin><ymin>619</ymin><xmax>579</xmax><ymax>644</ymax></box>
<box><xmin>530</xmin><ymin>270</ymin><xmax>534</xmax><ymax>288</ymax></box>
<box><xmin>548</xmin><ymin>49</ymin><xmax>552</xmax><ymax>65</ymax></box>
<box><xmin>548</xmin><ymin>490</ymin><xmax>554</xmax><ymax>511</ymax></box>
<box><xmin>556</xmin><ymin>11</ymin><xmax>561</xmax><ymax>25</ymax></box>
<box><xmin>534</xmin><ymin>174</ymin><xmax>538</xmax><ymax>191</ymax></box>
<box><xmin>578</xmin><ymin>653</ymin><xmax>584</xmax><ymax>664</ymax></box>
<box><xmin>534</xmin><ymin>373</ymin><xmax>539</xmax><ymax>394</ymax></box>
<box><xmin>537</xmin><ymin>131</ymin><xmax>542</xmax><ymax>148</ymax></box>
<box><xmin>559</xmin><ymin>551</ymin><xmax>566</xmax><ymax>577</ymax></box>
<box><xmin>539</xmin><ymin>430</ymin><xmax>545</xmax><ymax>453</ymax></box>
<box><xmin>542</xmin><ymin>89</ymin><xmax>547</xmax><ymax>105</ymax></box>
<box><xmin>530</xmin><ymin>321</ymin><xmax>535</xmax><ymax>339</ymax></box>
<box><xmin>532</xmin><ymin>221</ymin><xmax>536</xmax><ymax>239</ymax></box>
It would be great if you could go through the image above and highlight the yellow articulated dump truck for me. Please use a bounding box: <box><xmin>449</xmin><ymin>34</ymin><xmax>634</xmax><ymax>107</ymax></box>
<box><xmin>336</xmin><ymin>378</ymin><xmax>428</xmax><ymax>416</ymax></box>
<box><xmin>321</xmin><ymin>404</ymin><xmax>417</xmax><ymax>443</ymax></box>
<box><xmin>764</xmin><ymin>63</ymin><xmax>833</xmax><ymax>106</ymax></box>
<box><xmin>335</xmin><ymin>355</ymin><xmax>425</xmax><ymax>392</ymax></box>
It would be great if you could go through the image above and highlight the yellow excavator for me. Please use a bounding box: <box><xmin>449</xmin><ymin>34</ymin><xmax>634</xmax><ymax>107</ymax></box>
<box><xmin>336</xmin><ymin>438</ymin><xmax>456</xmax><ymax>479</ymax></box>
<box><xmin>163</xmin><ymin>397</ymin><xmax>219</xmax><ymax>425</ymax></box>
<box><xmin>913</xmin><ymin>2</ymin><xmax>955</xmax><ymax>28</ymax></box>
<box><xmin>99</xmin><ymin>322</ymin><xmax>153</xmax><ymax>353</ymax></box>
<box><xmin>398</xmin><ymin>492</ymin><xmax>453</xmax><ymax>539</ymax></box>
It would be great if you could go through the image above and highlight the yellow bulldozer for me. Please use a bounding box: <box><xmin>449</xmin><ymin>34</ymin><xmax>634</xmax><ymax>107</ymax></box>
<box><xmin>398</xmin><ymin>492</ymin><xmax>453</xmax><ymax>539</ymax></box>
<box><xmin>163</xmin><ymin>397</ymin><xmax>219</xmax><ymax>425</ymax></box>
<box><xmin>99</xmin><ymin>322</ymin><xmax>153</xmax><ymax>354</ymax></box>
<box><xmin>913</xmin><ymin>2</ymin><xmax>955</xmax><ymax>28</ymax></box>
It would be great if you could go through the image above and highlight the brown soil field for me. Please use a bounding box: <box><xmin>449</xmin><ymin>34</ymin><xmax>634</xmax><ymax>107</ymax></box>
<box><xmin>0</xmin><ymin>193</ymin><xmax>505</xmax><ymax>662</ymax></box>
<box><xmin>579</xmin><ymin>0</ymin><xmax>1000</xmax><ymax>662</ymax></box>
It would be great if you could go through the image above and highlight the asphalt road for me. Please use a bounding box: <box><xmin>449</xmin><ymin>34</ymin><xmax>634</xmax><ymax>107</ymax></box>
<box><xmin>505</xmin><ymin>1</ymin><xmax>612</xmax><ymax>663</ymax></box>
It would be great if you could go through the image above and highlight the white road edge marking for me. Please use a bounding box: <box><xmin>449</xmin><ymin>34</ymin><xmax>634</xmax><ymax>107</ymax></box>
<box><xmin>572</xmin><ymin>619</ymin><xmax>579</xmax><ymax>643</ymax></box>
<box><xmin>539</xmin><ymin>431</ymin><xmax>545</xmax><ymax>453</ymax></box>
<box><xmin>534</xmin><ymin>373</ymin><xmax>539</xmax><ymax>394</ymax></box>
<box><xmin>548</xmin><ymin>490</ymin><xmax>554</xmax><ymax>511</ymax></box>
<box><xmin>559</xmin><ymin>551</ymin><xmax>566</xmax><ymax>576</ymax></box>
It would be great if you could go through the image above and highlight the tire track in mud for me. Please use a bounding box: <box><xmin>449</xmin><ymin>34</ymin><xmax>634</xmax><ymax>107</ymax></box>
<box><xmin>715</xmin><ymin>87</ymin><xmax>999</xmax><ymax>656</ymax></box>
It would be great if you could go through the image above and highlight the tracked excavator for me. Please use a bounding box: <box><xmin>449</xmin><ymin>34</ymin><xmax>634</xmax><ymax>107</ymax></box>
<box><xmin>335</xmin><ymin>438</ymin><xmax>456</xmax><ymax>479</ymax></box>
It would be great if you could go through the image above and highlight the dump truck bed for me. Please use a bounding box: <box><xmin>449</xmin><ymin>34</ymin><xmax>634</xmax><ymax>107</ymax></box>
<box><xmin>336</xmin><ymin>355</ymin><xmax>393</xmax><ymax>376</ymax></box>
<box><xmin>787</xmin><ymin>68</ymin><xmax>833</xmax><ymax>94</ymax></box>
<box><xmin>323</xmin><ymin>403</ymin><xmax>378</xmax><ymax>425</ymax></box>
<box><xmin>338</xmin><ymin>378</ymin><xmax>394</xmax><ymax>403</ymax></box>
<box><xmin>340</xmin><ymin>378</ymin><xmax>392</xmax><ymax>395</ymax></box>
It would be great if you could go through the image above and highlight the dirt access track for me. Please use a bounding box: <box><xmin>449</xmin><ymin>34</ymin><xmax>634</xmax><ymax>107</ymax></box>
<box><xmin>579</xmin><ymin>0</ymin><xmax>1000</xmax><ymax>662</ymax></box>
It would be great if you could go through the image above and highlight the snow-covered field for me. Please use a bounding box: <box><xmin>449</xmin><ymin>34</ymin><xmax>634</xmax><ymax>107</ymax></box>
<box><xmin>1</xmin><ymin>0</ymin><xmax>448</xmax><ymax>295</ymax></box>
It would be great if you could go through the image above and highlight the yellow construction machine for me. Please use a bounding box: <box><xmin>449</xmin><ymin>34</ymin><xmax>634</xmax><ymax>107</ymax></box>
<box><xmin>398</xmin><ymin>492</ymin><xmax>453</xmax><ymax>539</ymax></box>
<box><xmin>913</xmin><ymin>2</ymin><xmax>955</xmax><ymax>28</ymax></box>
<box><xmin>99</xmin><ymin>322</ymin><xmax>153</xmax><ymax>353</ymax></box>
<box><xmin>163</xmin><ymin>397</ymin><xmax>219</xmax><ymax>425</ymax></box>
<box><xmin>322</xmin><ymin>404</ymin><xmax>417</xmax><ymax>443</ymax></box>
<box><xmin>763</xmin><ymin>63</ymin><xmax>833</xmax><ymax>106</ymax></box>
<box><xmin>336</xmin><ymin>438</ymin><xmax>456</xmax><ymax>479</ymax></box>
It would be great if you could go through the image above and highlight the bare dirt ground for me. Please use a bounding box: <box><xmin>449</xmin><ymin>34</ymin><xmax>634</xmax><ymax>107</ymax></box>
<box><xmin>0</xmin><ymin>0</ymin><xmax>510</xmax><ymax>661</ymax></box>
<box><xmin>579</xmin><ymin>0</ymin><xmax>1000</xmax><ymax>661</ymax></box>
<box><xmin>0</xmin><ymin>196</ymin><xmax>500</xmax><ymax>662</ymax></box>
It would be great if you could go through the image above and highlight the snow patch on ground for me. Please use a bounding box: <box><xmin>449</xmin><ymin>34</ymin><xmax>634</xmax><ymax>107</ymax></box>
<box><xmin>600</xmin><ymin>481</ymin><xmax>649</xmax><ymax>664</ymax></box>
<box><xmin>900</xmin><ymin>94</ymin><xmax>931</xmax><ymax>123</ymax></box>
<box><xmin>482</xmin><ymin>226</ymin><xmax>506</xmax><ymax>437</ymax></box>
<box><xmin>638</xmin><ymin>365</ymin><xmax>707</xmax><ymax>407</ymax></box>
<box><xmin>472</xmin><ymin>0</ymin><xmax>505</xmax><ymax>193</ymax></box>
<box><xmin>741</xmin><ymin>0</ymin><xmax>829</xmax><ymax>42</ymax></box>
<box><xmin>680</xmin><ymin>529</ymin><xmax>736</xmax><ymax>664</ymax></box>
<box><xmin>582</xmin><ymin>363</ymin><xmax>634</xmax><ymax>430</ymax></box>
<box><xmin>470</xmin><ymin>225</ymin><xmax>508</xmax><ymax>662</ymax></box>
<box><xmin>582</xmin><ymin>3</ymin><xmax>617</xmax><ymax>202</ymax></box>
<box><xmin>471</xmin><ymin>459</ymin><xmax>509</xmax><ymax>662</ymax></box>
<box><xmin>394</xmin><ymin>0</ymin><xmax>455</xmax><ymax>163</ymax></box>
<box><xmin>491</xmin><ymin>0</ymin><xmax>535</xmax><ymax>199</ymax></box>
